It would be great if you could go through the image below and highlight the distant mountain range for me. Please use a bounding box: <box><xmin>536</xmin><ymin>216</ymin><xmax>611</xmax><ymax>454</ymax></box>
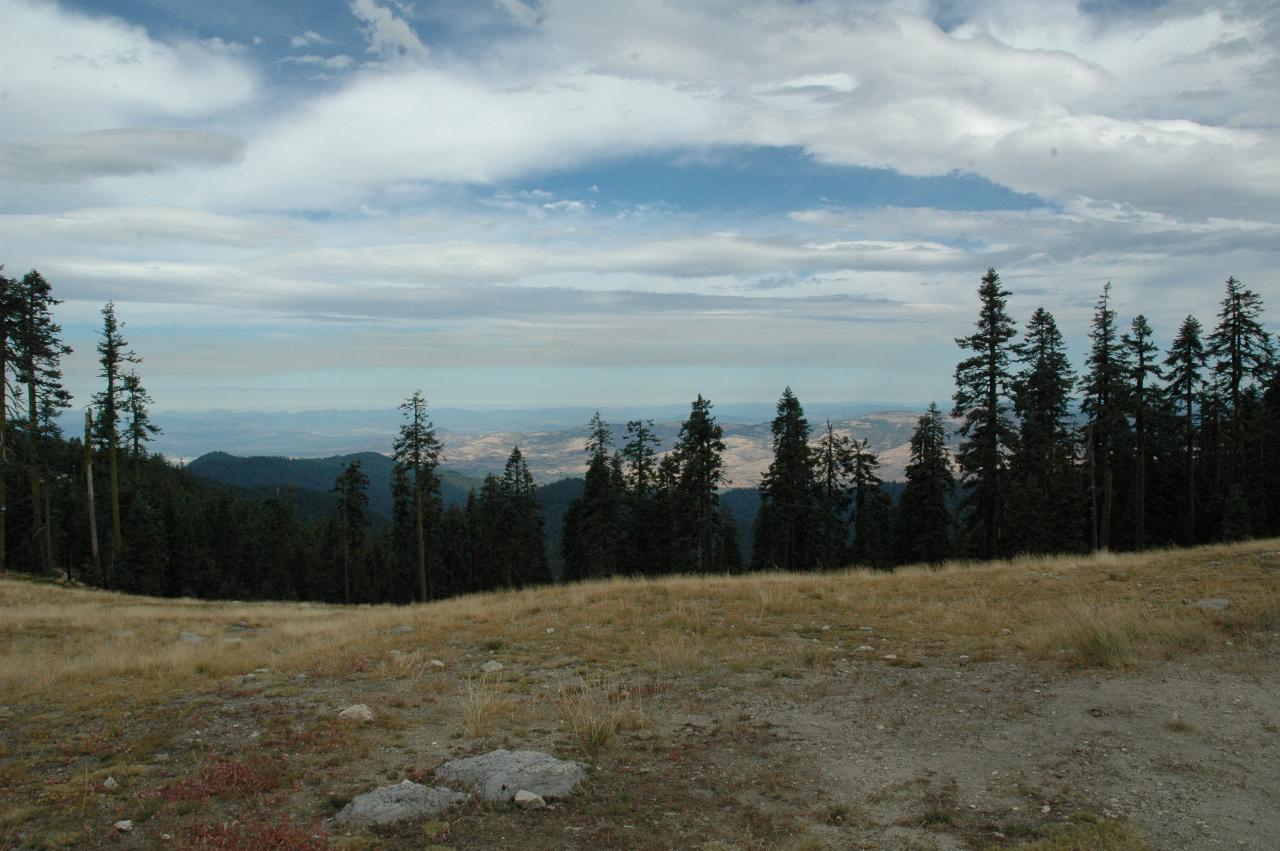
<box><xmin>161</xmin><ymin>404</ymin><xmax>944</xmax><ymax>485</ymax></box>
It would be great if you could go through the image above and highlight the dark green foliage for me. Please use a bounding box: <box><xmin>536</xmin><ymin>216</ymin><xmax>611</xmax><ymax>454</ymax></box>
<box><xmin>1079</xmin><ymin>283</ymin><xmax>1130</xmax><ymax>551</ymax></box>
<box><xmin>1123</xmin><ymin>315</ymin><xmax>1161</xmax><ymax>549</ymax></box>
<box><xmin>896</xmin><ymin>404</ymin><xmax>955</xmax><ymax>564</ymax></box>
<box><xmin>332</xmin><ymin>460</ymin><xmax>370</xmax><ymax>604</ymax></box>
<box><xmin>562</xmin><ymin>413</ymin><xmax>625</xmax><ymax>581</ymax></box>
<box><xmin>952</xmin><ymin>268</ymin><xmax>1017</xmax><ymax>559</ymax></box>
<box><xmin>672</xmin><ymin>395</ymin><xmax>729</xmax><ymax>573</ymax></box>
<box><xmin>753</xmin><ymin>388</ymin><xmax>817</xmax><ymax>571</ymax></box>
<box><xmin>392</xmin><ymin>390</ymin><xmax>443</xmax><ymax>600</ymax></box>
<box><xmin>1163</xmin><ymin>315</ymin><xmax>1206</xmax><ymax>542</ymax></box>
<box><xmin>1007</xmin><ymin>308</ymin><xmax>1079</xmax><ymax>554</ymax></box>
<box><xmin>812</xmin><ymin>420</ymin><xmax>854</xmax><ymax>570</ymax></box>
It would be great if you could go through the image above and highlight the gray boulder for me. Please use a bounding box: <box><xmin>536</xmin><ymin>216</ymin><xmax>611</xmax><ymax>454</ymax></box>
<box><xmin>435</xmin><ymin>750</ymin><xmax>586</xmax><ymax>802</ymax></box>
<box><xmin>335</xmin><ymin>780</ymin><xmax>468</xmax><ymax>826</ymax></box>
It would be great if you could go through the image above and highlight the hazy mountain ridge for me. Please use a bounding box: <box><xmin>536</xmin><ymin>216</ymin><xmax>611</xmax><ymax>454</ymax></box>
<box><xmin>166</xmin><ymin>406</ymin><xmax>947</xmax><ymax>486</ymax></box>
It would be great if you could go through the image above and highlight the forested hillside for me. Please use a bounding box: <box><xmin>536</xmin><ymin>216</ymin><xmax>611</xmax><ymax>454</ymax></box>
<box><xmin>1</xmin><ymin>266</ymin><xmax>1277</xmax><ymax>607</ymax></box>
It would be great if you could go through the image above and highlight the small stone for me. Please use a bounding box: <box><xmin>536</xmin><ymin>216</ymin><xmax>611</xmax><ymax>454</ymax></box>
<box><xmin>338</xmin><ymin>704</ymin><xmax>374</xmax><ymax>722</ymax></box>
<box><xmin>253</xmin><ymin>667</ymin><xmax>270</xmax><ymax>674</ymax></box>
<box><xmin>546</xmin><ymin>627</ymin><xmax>556</xmax><ymax>634</ymax></box>
<box><xmin>113</xmin><ymin>820</ymin><xmax>133</xmax><ymax>833</ymax></box>
<box><xmin>481</xmin><ymin>661</ymin><xmax>504</xmax><ymax>673</ymax></box>
<box><xmin>112</xmin><ymin>629</ymin><xmax>134</xmax><ymax>638</ymax></box>
<box><xmin>882</xmin><ymin>654</ymin><xmax>898</xmax><ymax>661</ymax></box>
<box><xmin>958</xmin><ymin>655</ymin><xmax>970</xmax><ymax>662</ymax></box>
<box><xmin>153</xmin><ymin>751</ymin><xmax>170</xmax><ymax>763</ymax></box>
<box><xmin>999</xmin><ymin>628</ymin><xmax>1012</xmax><ymax>635</ymax></box>
<box><xmin>821</xmin><ymin>625</ymin><xmax>830</xmax><ymax>631</ymax></box>
<box><xmin>859</xmin><ymin>626</ymin><xmax>874</xmax><ymax>631</ymax></box>
<box><xmin>857</xmin><ymin>645</ymin><xmax>874</xmax><ymax>652</ymax></box>
<box><xmin>515</xmin><ymin>789</ymin><xmax>547</xmax><ymax>809</ymax></box>
<box><xmin>179</xmin><ymin>631</ymin><xmax>206</xmax><ymax>643</ymax></box>
<box><xmin>389</xmin><ymin>625</ymin><xmax>413</xmax><ymax>635</ymax></box>
<box><xmin>429</xmin><ymin>659</ymin><xmax>446</xmax><ymax>668</ymax></box>
<box><xmin>102</xmin><ymin>776</ymin><xmax>119</xmax><ymax>790</ymax></box>
<box><xmin>1194</xmin><ymin>597</ymin><xmax>1230</xmax><ymax>611</ymax></box>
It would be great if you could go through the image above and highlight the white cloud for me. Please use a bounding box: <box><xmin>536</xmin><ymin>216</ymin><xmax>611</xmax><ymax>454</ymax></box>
<box><xmin>349</xmin><ymin>0</ymin><xmax>430</xmax><ymax>64</ymax></box>
<box><xmin>290</xmin><ymin>30</ymin><xmax>331</xmax><ymax>48</ymax></box>
<box><xmin>3</xmin><ymin>129</ymin><xmax>245</xmax><ymax>182</ymax></box>
<box><xmin>0</xmin><ymin>0</ymin><xmax>256</xmax><ymax>138</ymax></box>
<box><xmin>281</xmin><ymin>54</ymin><xmax>355</xmax><ymax>71</ymax></box>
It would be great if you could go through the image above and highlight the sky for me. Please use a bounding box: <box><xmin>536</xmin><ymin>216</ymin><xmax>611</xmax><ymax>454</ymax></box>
<box><xmin>1</xmin><ymin>0</ymin><xmax>1277</xmax><ymax>414</ymax></box>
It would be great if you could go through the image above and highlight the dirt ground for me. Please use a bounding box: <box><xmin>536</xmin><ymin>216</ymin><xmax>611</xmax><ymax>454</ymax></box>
<box><xmin>4</xmin><ymin>628</ymin><xmax>1277</xmax><ymax>850</ymax></box>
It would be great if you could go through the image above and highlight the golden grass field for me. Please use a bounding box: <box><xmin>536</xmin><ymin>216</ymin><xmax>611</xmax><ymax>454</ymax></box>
<box><xmin>2</xmin><ymin>540</ymin><xmax>1278</xmax><ymax>849</ymax></box>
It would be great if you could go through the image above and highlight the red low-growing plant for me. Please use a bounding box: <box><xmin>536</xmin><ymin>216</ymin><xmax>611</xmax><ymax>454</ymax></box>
<box><xmin>185</xmin><ymin>817</ymin><xmax>326</xmax><ymax>850</ymax></box>
<box><xmin>159</xmin><ymin>760</ymin><xmax>281</xmax><ymax>801</ymax></box>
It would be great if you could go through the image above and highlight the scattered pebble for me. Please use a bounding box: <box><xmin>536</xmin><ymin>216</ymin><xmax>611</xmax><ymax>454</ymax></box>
<box><xmin>338</xmin><ymin>704</ymin><xmax>375</xmax><ymax>722</ymax></box>
<box><xmin>546</xmin><ymin>627</ymin><xmax>556</xmax><ymax>634</ymax></box>
<box><xmin>389</xmin><ymin>625</ymin><xmax>413</xmax><ymax>635</ymax></box>
<box><xmin>113</xmin><ymin>820</ymin><xmax>133</xmax><ymax>833</ymax></box>
<box><xmin>515</xmin><ymin>789</ymin><xmax>547</xmax><ymax>809</ymax></box>
<box><xmin>857</xmin><ymin>645</ymin><xmax>874</xmax><ymax>652</ymax></box>
<box><xmin>102</xmin><ymin>776</ymin><xmax>119</xmax><ymax>790</ymax></box>
<box><xmin>481</xmin><ymin>661</ymin><xmax>504</xmax><ymax>673</ymax></box>
<box><xmin>429</xmin><ymin>659</ymin><xmax>446</xmax><ymax>668</ymax></box>
<box><xmin>179</xmin><ymin>631</ymin><xmax>206</xmax><ymax>643</ymax></box>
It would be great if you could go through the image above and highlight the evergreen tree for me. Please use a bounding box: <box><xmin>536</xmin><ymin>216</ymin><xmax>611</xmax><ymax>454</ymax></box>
<box><xmin>121</xmin><ymin>372</ymin><xmax>160</xmax><ymax>461</ymax></box>
<box><xmin>1163</xmin><ymin>316</ymin><xmax>1206</xmax><ymax>543</ymax></box>
<box><xmin>0</xmin><ymin>270</ymin><xmax>19</xmax><ymax>574</ymax></box>
<box><xmin>332</xmin><ymin>460</ymin><xmax>369</xmax><ymax>604</ymax></box>
<box><xmin>15</xmin><ymin>270</ymin><xmax>73</xmax><ymax>571</ymax></box>
<box><xmin>500</xmin><ymin>446</ymin><xmax>550</xmax><ymax>587</ymax></box>
<box><xmin>1008</xmin><ymin>308</ymin><xmax>1078</xmax><ymax>554</ymax></box>
<box><xmin>812</xmin><ymin>420</ymin><xmax>854</xmax><ymax>570</ymax></box>
<box><xmin>1079</xmin><ymin>283</ymin><xmax>1130</xmax><ymax>551</ymax></box>
<box><xmin>896</xmin><ymin>404</ymin><xmax>954</xmax><ymax>564</ymax></box>
<box><xmin>952</xmin><ymin>268</ymin><xmax>1017</xmax><ymax>559</ymax></box>
<box><xmin>620</xmin><ymin>418</ymin><xmax>661</xmax><ymax>575</ymax></box>
<box><xmin>562</xmin><ymin>413</ymin><xmax>624</xmax><ymax>582</ymax></box>
<box><xmin>671</xmin><ymin>395</ymin><xmax>728</xmax><ymax>573</ymax></box>
<box><xmin>1207</xmin><ymin>277</ymin><xmax>1274</xmax><ymax>469</ymax></box>
<box><xmin>755</xmin><ymin>388</ymin><xmax>816</xmax><ymax>570</ymax></box>
<box><xmin>1122</xmin><ymin>315</ymin><xmax>1161</xmax><ymax>549</ymax></box>
<box><xmin>849</xmin><ymin>437</ymin><xmax>891</xmax><ymax>568</ymax></box>
<box><xmin>392</xmin><ymin>390</ymin><xmax>443</xmax><ymax>601</ymax></box>
<box><xmin>93</xmin><ymin>301</ymin><xmax>140</xmax><ymax>572</ymax></box>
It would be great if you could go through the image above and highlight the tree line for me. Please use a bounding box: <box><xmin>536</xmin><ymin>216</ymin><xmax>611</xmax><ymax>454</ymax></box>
<box><xmin>1</xmin><ymin>265</ymin><xmax>1276</xmax><ymax>603</ymax></box>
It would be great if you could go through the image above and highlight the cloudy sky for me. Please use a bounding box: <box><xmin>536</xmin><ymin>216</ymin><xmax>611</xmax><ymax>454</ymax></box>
<box><xmin>1</xmin><ymin>0</ymin><xmax>1277</xmax><ymax>414</ymax></box>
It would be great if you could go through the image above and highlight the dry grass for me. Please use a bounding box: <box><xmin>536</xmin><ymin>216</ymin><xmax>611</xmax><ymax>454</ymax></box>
<box><xmin>556</xmin><ymin>678</ymin><xmax>651</xmax><ymax>759</ymax></box>
<box><xmin>461</xmin><ymin>673</ymin><xmax>514</xmax><ymax>738</ymax></box>
<box><xmin>2</xmin><ymin>539</ymin><xmax>1279</xmax><ymax>710</ymax></box>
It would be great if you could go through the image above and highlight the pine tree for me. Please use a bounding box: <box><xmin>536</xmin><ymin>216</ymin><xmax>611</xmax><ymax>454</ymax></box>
<box><xmin>1008</xmin><ymin>308</ymin><xmax>1078</xmax><ymax>554</ymax></box>
<box><xmin>1163</xmin><ymin>316</ymin><xmax>1206</xmax><ymax>543</ymax></box>
<box><xmin>672</xmin><ymin>395</ymin><xmax>728</xmax><ymax>573</ymax></box>
<box><xmin>1207</xmin><ymin>277</ymin><xmax>1274</xmax><ymax>470</ymax></box>
<box><xmin>812</xmin><ymin>420</ymin><xmax>854</xmax><ymax>570</ymax></box>
<box><xmin>562</xmin><ymin>413</ymin><xmax>624</xmax><ymax>581</ymax></box>
<box><xmin>620</xmin><ymin>418</ymin><xmax>661</xmax><ymax>575</ymax></box>
<box><xmin>392</xmin><ymin>390</ymin><xmax>443</xmax><ymax>601</ymax></box>
<box><xmin>332</xmin><ymin>460</ymin><xmax>370</xmax><ymax>604</ymax></box>
<box><xmin>500</xmin><ymin>446</ymin><xmax>550</xmax><ymax>587</ymax></box>
<box><xmin>896</xmin><ymin>404</ymin><xmax>954</xmax><ymax>564</ymax></box>
<box><xmin>755</xmin><ymin>388</ymin><xmax>816</xmax><ymax>570</ymax></box>
<box><xmin>15</xmin><ymin>270</ymin><xmax>73</xmax><ymax>571</ymax></box>
<box><xmin>1122</xmin><ymin>315</ymin><xmax>1161</xmax><ymax>549</ymax></box>
<box><xmin>93</xmin><ymin>302</ymin><xmax>141</xmax><ymax>571</ymax></box>
<box><xmin>1079</xmin><ymin>283</ymin><xmax>1130</xmax><ymax>551</ymax></box>
<box><xmin>122</xmin><ymin>372</ymin><xmax>160</xmax><ymax>461</ymax></box>
<box><xmin>849</xmin><ymin>437</ymin><xmax>890</xmax><ymax>567</ymax></box>
<box><xmin>0</xmin><ymin>269</ymin><xmax>18</xmax><ymax>573</ymax></box>
<box><xmin>952</xmin><ymin>268</ymin><xmax>1017</xmax><ymax>559</ymax></box>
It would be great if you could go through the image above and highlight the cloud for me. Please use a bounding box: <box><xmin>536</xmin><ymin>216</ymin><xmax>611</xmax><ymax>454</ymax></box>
<box><xmin>290</xmin><ymin>30</ymin><xmax>331</xmax><ymax>48</ymax></box>
<box><xmin>2</xmin><ymin>129</ymin><xmax>246</xmax><ymax>182</ymax></box>
<box><xmin>281</xmin><ymin>54</ymin><xmax>355</xmax><ymax>71</ymax></box>
<box><xmin>0</xmin><ymin>0</ymin><xmax>256</xmax><ymax>138</ymax></box>
<box><xmin>349</xmin><ymin>0</ymin><xmax>430</xmax><ymax>63</ymax></box>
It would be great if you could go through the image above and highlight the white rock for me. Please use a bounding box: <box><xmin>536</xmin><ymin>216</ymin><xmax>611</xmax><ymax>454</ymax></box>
<box><xmin>336</xmin><ymin>780</ymin><xmax>468</xmax><ymax>826</ymax></box>
<box><xmin>429</xmin><ymin>659</ymin><xmax>446</xmax><ymax>668</ymax></box>
<box><xmin>1194</xmin><ymin>597</ymin><xmax>1230</xmax><ymax>611</ymax></box>
<box><xmin>882</xmin><ymin>654</ymin><xmax>898</xmax><ymax>661</ymax></box>
<box><xmin>546</xmin><ymin>627</ymin><xmax>556</xmax><ymax>634</ymax></box>
<box><xmin>515</xmin><ymin>789</ymin><xmax>546</xmax><ymax>809</ymax></box>
<box><xmin>857</xmin><ymin>645</ymin><xmax>874</xmax><ymax>652</ymax></box>
<box><xmin>481</xmin><ymin>661</ymin><xmax>504</xmax><ymax>673</ymax></box>
<box><xmin>102</xmin><ymin>776</ymin><xmax>119</xmax><ymax>790</ymax></box>
<box><xmin>389</xmin><ymin>625</ymin><xmax>413</xmax><ymax>635</ymax></box>
<box><xmin>338</xmin><ymin>704</ymin><xmax>374</xmax><ymax>722</ymax></box>
<box><xmin>179</xmin><ymin>631</ymin><xmax>206</xmax><ymax>643</ymax></box>
<box><xmin>113</xmin><ymin>820</ymin><xmax>133</xmax><ymax>833</ymax></box>
<box><xmin>436</xmin><ymin>749</ymin><xmax>587</xmax><ymax>802</ymax></box>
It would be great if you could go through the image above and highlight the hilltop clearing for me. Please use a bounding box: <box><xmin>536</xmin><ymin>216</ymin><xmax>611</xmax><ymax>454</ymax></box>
<box><xmin>2</xmin><ymin>541</ymin><xmax>1278</xmax><ymax>849</ymax></box>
